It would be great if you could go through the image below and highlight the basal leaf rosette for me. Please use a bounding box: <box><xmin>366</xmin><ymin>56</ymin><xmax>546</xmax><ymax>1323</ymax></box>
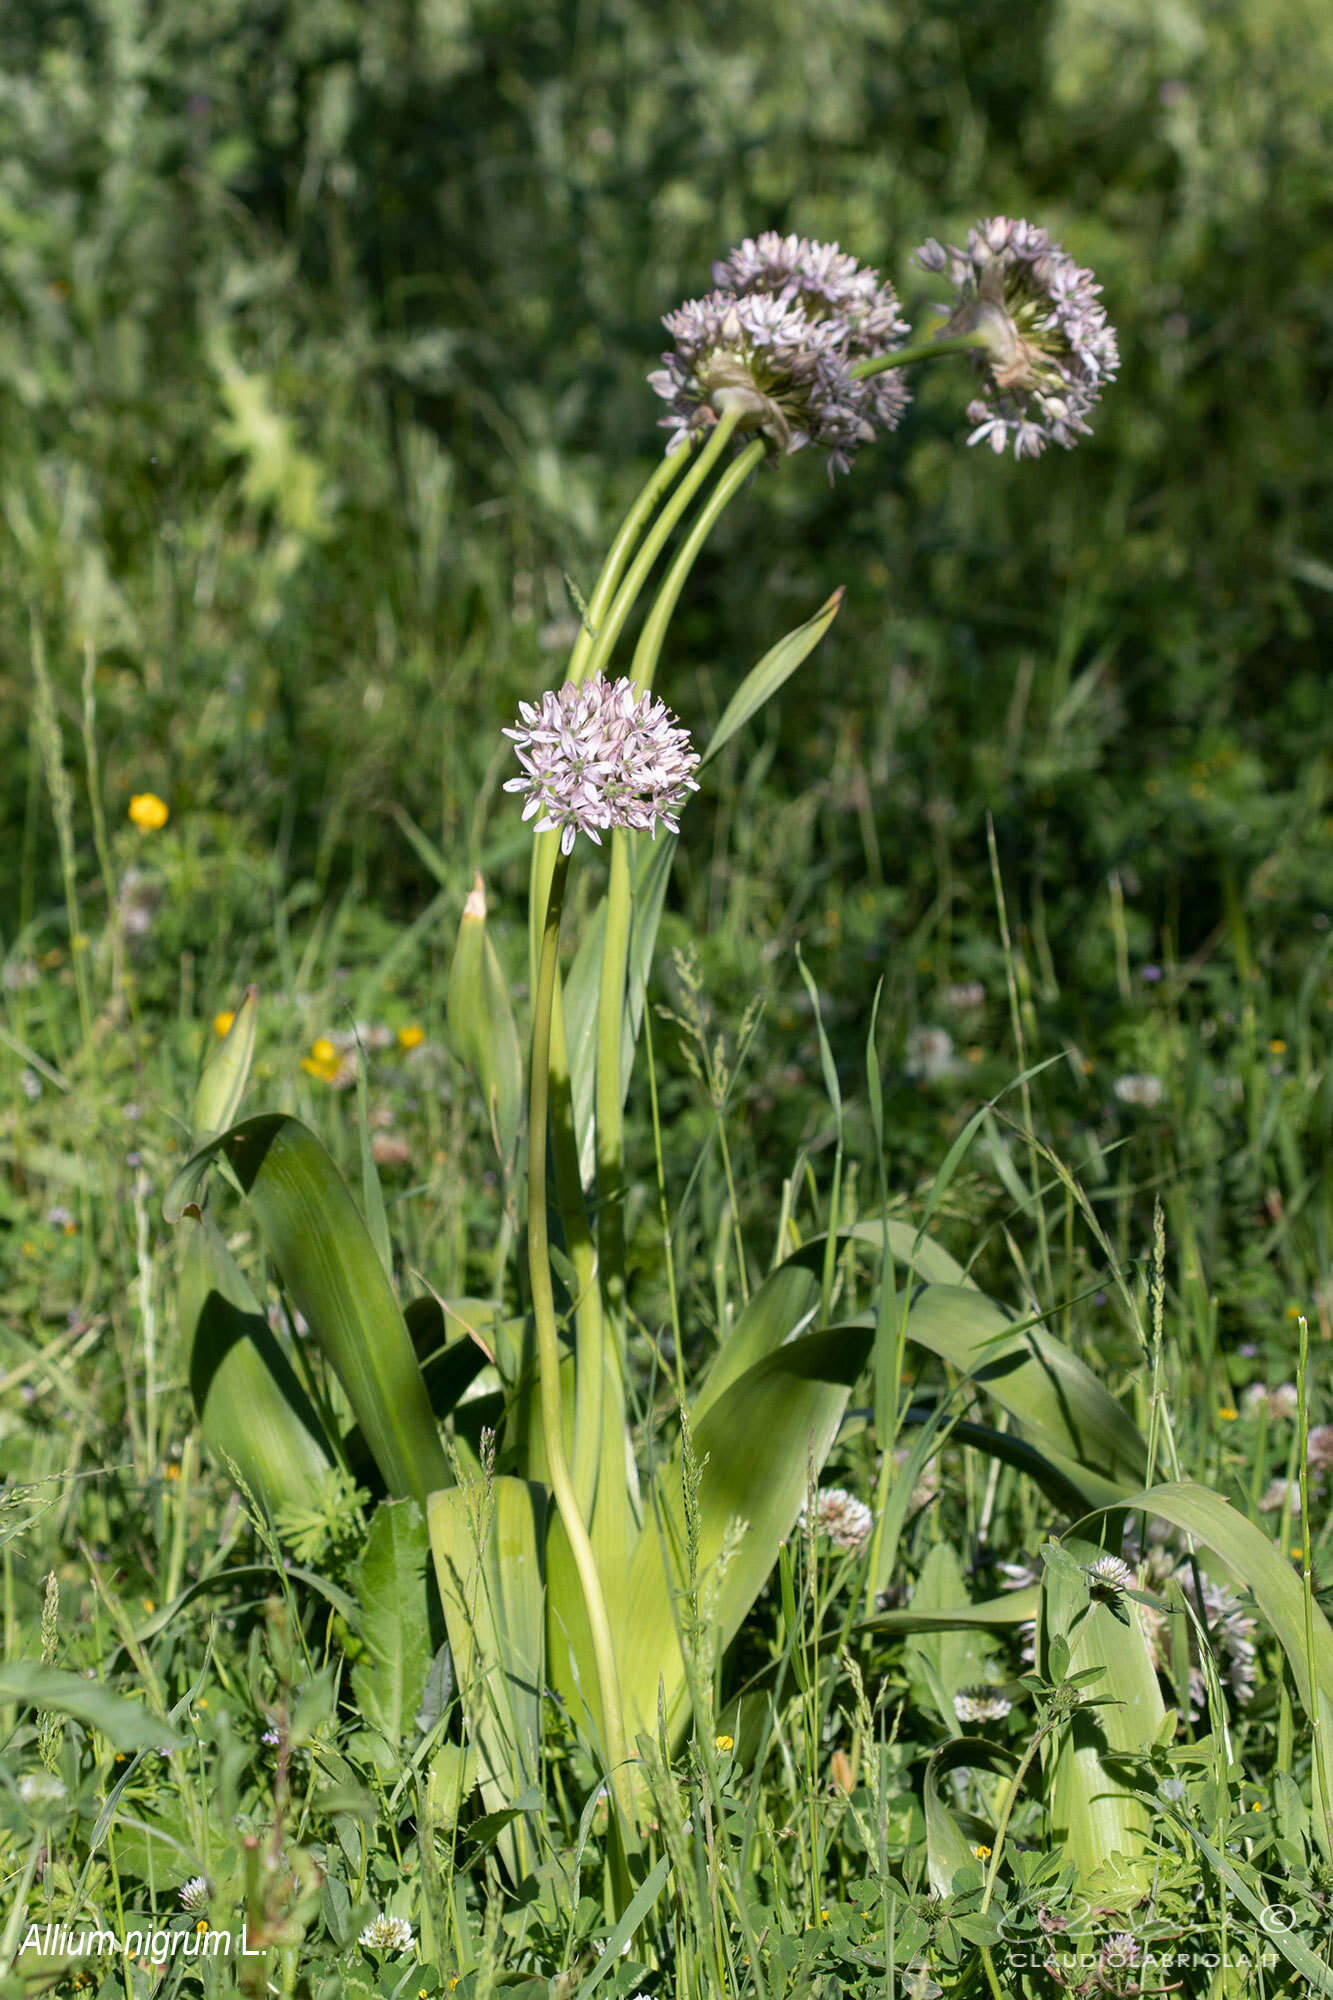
<box><xmin>650</xmin><ymin>233</ymin><xmax>910</xmax><ymax>478</ymax></box>
<box><xmin>916</xmin><ymin>216</ymin><xmax>1120</xmax><ymax>459</ymax></box>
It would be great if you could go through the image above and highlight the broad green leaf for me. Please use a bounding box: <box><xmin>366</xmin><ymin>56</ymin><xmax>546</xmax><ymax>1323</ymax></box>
<box><xmin>902</xmin><ymin>1286</ymin><xmax>1147</xmax><ymax>1504</ymax></box>
<box><xmin>1085</xmin><ymin>1481</ymin><xmax>1333</xmax><ymax>1856</ymax></box>
<box><xmin>448</xmin><ymin>873</ymin><xmax>524</xmax><ymax>1174</ymax></box>
<box><xmin>690</xmin><ymin>1264</ymin><xmax>819</xmax><ymax>1425</ymax></box>
<box><xmin>613</xmin><ymin>1324</ymin><xmax>873</xmax><ymax>1744</ymax></box>
<box><xmin>164</xmin><ymin>1114</ymin><xmax>451</xmax><ymax>1504</ymax></box>
<box><xmin>859</xmin><ymin>1584</ymin><xmax>1041</xmax><ymax>1639</ymax></box>
<box><xmin>699</xmin><ymin>587</ymin><xmax>844</xmax><ymax>768</ymax></box>
<box><xmin>784</xmin><ymin>1219</ymin><xmax>978</xmax><ymax>1290</ymax></box>
<box><xmin>0</xmin><ymin>1662</ymin><xmax>182</xmax><ymax>1750</ymax></box>
<box><xmin>179</xmin><ymin>1211</ymin><xmax>334</xmax><ymax>1515</ymax></box>
<box><xmin>923</xmin><ymin>1736</ymin><xmax>1020</xmax><ymax>1898</ymax></box>
<box><xmin>192</xmin><ymin>985</ymin><xmax>258</xmax><ymax>1138</ymax></box>
<box><xmin>427</xmin><ymin>1477</ymin><xmax>548</xmax><ymax>1884</ymax></box>
<box><xmin>1041</xmin><ymin>1539</ymin><xmax>1165</xmax><ymax>1893</ymax></box>
<box><xmin>349</xmin><ymin>1499</ymin><xmax>433</xmax><ymax>1764</ymax></box>
<box><xmin>903</xmin><ymin>1545</ymin><xmax>999</xmax><ymax>1733</ymax></box>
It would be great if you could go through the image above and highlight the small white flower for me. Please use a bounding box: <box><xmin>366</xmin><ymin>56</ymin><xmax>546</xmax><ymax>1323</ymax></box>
<box><xmin>358</xmin><ymin>1913</ymin><xmax>414</xmax><ymax>1951</ymax></box>
<box><xmin>178</xmin><ymin>1876</ymin><xmax>209</xmax><ymax>1911</ymax></box>
<box><xmin>20</xmin><ymin>1067</ymin><xmax>42</xmax><ymax>1101</ymax></box>
<box><xmin>17</xmin><ymin>1772</ymin><xmax>67</xmax><ymax>1810</ymax></box>
<box><xmin>1087</xmin><ymin>1553</ymin><xmax>1134</xmax><ymax>1595</ymax></box>
<box><xmin>504</xmin><ymin>676</ymin><xmax>700</xmax><ymax>856</ymax></box>
<box><xmin>799</xmin><ymin>1487</ymin><xmax>875</xmax><ymax>1554</ymax></box>
<box><xmin>1114</xmin><ymin>1073</ymin><xmax>1164</xmax><ymax>1109</ymax></box>
<box><xmin>904</xmin><ymin>1025</ymin><xmax>958</xmax><ymax>1082</ymax></box>
<box><xmin>1244</xmin><ymin>1381</ymin><xmax>1300</xmax><ymax>1420</ymax></box>
<box><xmin>953</xmin><ymin>1685</ymin><xmax>1013</xmax><ymax>1723</ymax></box>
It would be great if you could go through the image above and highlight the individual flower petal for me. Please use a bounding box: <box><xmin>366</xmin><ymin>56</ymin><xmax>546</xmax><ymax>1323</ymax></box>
<box><xmin>916</xmin><ymin>216</ymin><xmax>1119</xmax><ymax>458</ymax></box>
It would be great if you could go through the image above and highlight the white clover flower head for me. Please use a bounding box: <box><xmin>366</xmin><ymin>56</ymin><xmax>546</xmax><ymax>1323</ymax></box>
<box><xmin>651</xmin><ymin>234</ymin><xmax>910</xmax><ymax>478</ymax></box>
<box><xmin>1087</xmin><ymin>1553</ymin><xmax>1135</xmax><ymax>1595</ymax></box>
<box><xmin>358</xmin><ymin>1913</ymin><xmax>414</xmax><ymax>1951</ymax></box>
<box><xmin>178</xmin><ymin>1876</ymin><xmax>209</xmax><ymax>1911</ymax></box>
<box><xmin>953</xmin><ymin>1684</ymin><xmax>1013</xmax><ymax>1723</ymax></box>
<box><xmin>503</xmin><ymin>676</ymin><xmax>700</xmax><ymax>856</ymax></box>
<box><xmin>904</xmin><ymin>1024</ymin><xmax>958</xmax><ymax>1081</ymax></box>
<box><xmin>1307</xmin><ymin>1423</ymin><xmax>1333</xmax><ymax>1475</ymax></box>
<box><xmin>1114</xmin><ymin>1073</ymin><xmax>1164</xmax><ymax>1109</ymax></box>
<box><xmin>1259</xmin><ymin>1476</ymin><xmax>1301</xmax><ymax>1514</ymax></box>
<box><xmin>17</xmin><ymin>1772</ymin><xmax>68</xmax><ymax>1811</ymax></box>
<box><xmin>916</xmin><ymin>216</ymin><xmax>1119</xmax><ymax>459</ymax></box>
<box><xmin>799</xmin><ymin>1486</ymin><xmax>875</xmax><ymax>1553</ymax></box>
<box><xmin>1244</xmin><ymin>1380</ymin><xmax>1300</xmax><ymax>1420</ymax></box>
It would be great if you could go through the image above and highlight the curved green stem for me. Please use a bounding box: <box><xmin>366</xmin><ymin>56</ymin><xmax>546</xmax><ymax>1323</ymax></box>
<box><xmin>591</xmin><ymin>437</ymin><xmax>766</xmax><ymax>1340</ymax></box>
<box><xmin>528</xmin><ymin>847</ymin><xmax>634</xmax><ymax>1827</ymax></box>
<box><xmin>851</xmin><ymin>328</ymin><xmax>994</xmax><ymax>375</ymax></box>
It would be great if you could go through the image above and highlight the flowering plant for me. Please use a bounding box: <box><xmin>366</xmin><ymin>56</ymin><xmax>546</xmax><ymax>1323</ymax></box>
<box><xmin>164</xmin><ymin>219</ymin><xmax>1333</xmax><ymax>1924</ymax></box>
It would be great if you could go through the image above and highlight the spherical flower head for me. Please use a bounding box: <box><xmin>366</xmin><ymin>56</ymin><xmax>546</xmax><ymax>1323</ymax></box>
<box><xmin>650</xmin><ymin>234</ymin><xmax>910</xmax><ymax>478</ymax></box>
<box><xmin>1087</xmin><ymin>1553</ymin><xmax>1135</xmax><ymax>1596</ymax></box>
<box><xmin>358</xmin><ymin>1913</ymin><xmax>414</xmax><ymax>1951</ymax></box>
<box><xmin>916</xmin><ymin>216</ymin><xmax>1119</xmax><ymax>459</ymax></box>
<box><xmin>178</xmin><ymin>1876</ymin><xmax>209</xmax><ymax>1911</ymax></box>
<box><xmin>799</xmin><ymin>1485</ymin><xmax>875</xmax><ymax>1554</ymax></box>
<box><xmin>503</xmin><ymin>676</ymin><xmax>700</xmax><ymax>855</ymax></box>
<box><xmin>953</xmin><ymin>1684</ymin><xmax>1013</xmax><ymax>1723</ymax></box>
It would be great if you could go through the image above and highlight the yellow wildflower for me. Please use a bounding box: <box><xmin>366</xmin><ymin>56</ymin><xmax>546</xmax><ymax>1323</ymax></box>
<box><xmin>397</xmin><ymin>1024</ymin><xmax>425</xmax><ymax>1051</ymax></box>
<box><xmin>302</xmin><ymin>1036</ymin><xmax>341</xmax><ymax>1081</ymax></box>
<box><xmin>714</xmin><ymin>1733</ymin><xmax>734</xmax><ymax>1752</ymax></box>
<box><xmin>128</xmin><ymin>792</ymin><xmax>169</xmax><ymax>831</ymax></box>
<box><xmin>1217</xmin><ymin>1407</ymin><xmax>1238</xmax><ymax>1422</ymax></box>
<box><xmin>213</xmin><ymin>1011</ymin><xmax>236</xmax><ymax>1038</ymax></box>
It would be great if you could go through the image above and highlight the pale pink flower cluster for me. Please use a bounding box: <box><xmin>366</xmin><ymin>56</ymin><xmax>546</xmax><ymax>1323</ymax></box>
<box><xmin>650</xmin><ymin>233</ymin><xmax>910</xmax><ymax>478</ymax></box>
<box><xmin>504</xmin><ymin>675</ymin><xmax>700</xmax><ymax>855</ymax></box>
<box><xmin>916</xmin><ymin>216</ymin><xmax>1119</xmax><ymax>458</ymax></box>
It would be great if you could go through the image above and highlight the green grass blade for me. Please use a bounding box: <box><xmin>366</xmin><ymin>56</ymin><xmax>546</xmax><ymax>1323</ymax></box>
<box><xmin>0</xmin><ymin>1662</ymin><xmax>182</xmax><ymax>1751</ymax></box>
<box><xmin>165</xmin><ymin>1114</ymin><xmax>451</xmax><ymax>1503</ymax></box>
<box><xmin>699</xmin><ymin>587</ymin><xmax>843</xmax><ymax>768</ymax></box>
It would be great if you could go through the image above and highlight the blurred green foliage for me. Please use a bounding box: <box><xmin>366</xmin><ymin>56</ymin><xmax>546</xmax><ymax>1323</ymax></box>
<box><xmin>3</xmin><ymin>0</ymin><xmax>1331</xmax><ymax>939</ymax></box>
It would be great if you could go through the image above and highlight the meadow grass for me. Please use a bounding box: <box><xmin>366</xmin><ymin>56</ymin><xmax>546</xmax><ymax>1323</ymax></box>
<box><xmin>4</xmin><ymin>0</ymin><xmax>1333</xmax><ymax>1992</ymax></box>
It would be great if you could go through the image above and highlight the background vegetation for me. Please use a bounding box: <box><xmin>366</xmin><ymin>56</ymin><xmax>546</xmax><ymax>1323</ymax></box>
<box><xmin>4</xmin><ymin>0</ymin><xmax>1333</xmax><ymax>1991</ymax></box>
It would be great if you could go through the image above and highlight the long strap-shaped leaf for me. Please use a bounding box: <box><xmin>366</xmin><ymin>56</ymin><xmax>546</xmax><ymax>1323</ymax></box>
<box><xmin>165</xmin><ymin>1115</ymin><xmax>450</xmax><ymax>1504</ymax></box>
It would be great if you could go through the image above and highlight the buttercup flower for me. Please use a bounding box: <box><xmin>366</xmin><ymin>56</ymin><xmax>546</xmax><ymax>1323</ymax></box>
<box><xmin>799</xmin><ymin>1486</ymin><xmax>875</xmax><ymax>1553</ymax></box>
<box><xmin>128</xmin><ymin>792</ymin><xmax>169</xmax><ymax>831</ymax></box>
<box><xmin>651</xmin><ymin>233</ymin><xmax>910</xmax><ymax>477</ymax></box>
<box><xmin>358</xmin><ymin>1913</ymin><xmax>414</xmax><ymax>1951</ymax></box>
<box><xmin>504</xmin><ymin>676</ymin><xmax>700</xmax><ymax>855</ymax></box>
<box><xmin>916</xmin><ymin>217</ymin><xmax>1119</xmax><ymax>458</ymax></box>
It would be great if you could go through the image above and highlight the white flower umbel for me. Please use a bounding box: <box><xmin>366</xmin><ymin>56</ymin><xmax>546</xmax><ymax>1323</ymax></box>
<box><xmin>358</xmin><ymin>1913</ymin><xmax>414</xmax><ymax>1951</ymax></box>
<box><xmin>916</xmin><ymin>216</ymin><xmax>1119</xmax><ymax>458</ymax></box>
<box><xmin>651</xmin><ymin>234</ymin><xmax>910</xmax><ymax>477</ymax></box>
<box><xmin>800</xmin><ymin>1486</ymin><xmax>875</xmax><ymax>1554</ymax></box>
<box><xmin>504</xmin><ymin>676</ymin><xmax>700</xmax><ymax>856</ymax></box>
